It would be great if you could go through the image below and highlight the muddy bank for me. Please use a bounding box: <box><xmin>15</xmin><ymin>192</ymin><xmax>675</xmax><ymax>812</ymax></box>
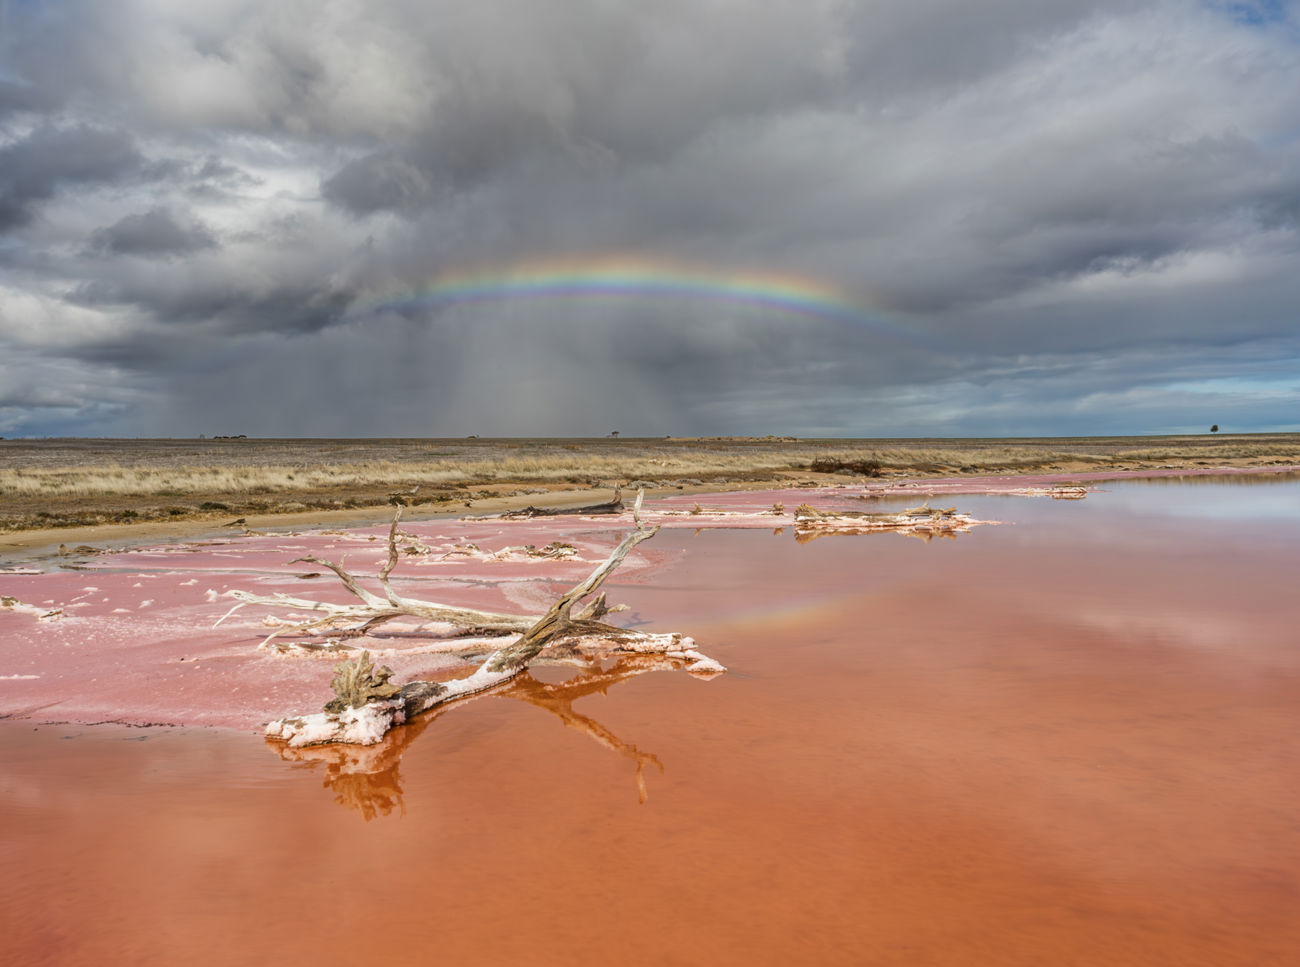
<box><xmin>0</xmin><ymin>480</ymin><xmax>789</xmax><ymax>566</ymax></box>
<box><xmin>6</xmin><ymin>463</ymin><xmax>1295</xmax><ymax>567</ymax></box>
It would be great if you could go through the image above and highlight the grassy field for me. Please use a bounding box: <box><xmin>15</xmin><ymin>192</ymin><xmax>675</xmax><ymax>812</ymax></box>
<box><xmin>2</xmin><ymin>433</ymin><xmax>1298</xmax><ymax>532</ymax></box>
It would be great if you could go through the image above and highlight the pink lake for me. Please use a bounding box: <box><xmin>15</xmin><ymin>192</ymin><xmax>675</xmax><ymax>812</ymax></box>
<box><xmin>2</xmin><ymin>475</ymin><xmax>1299</xmax><ymax>966</ymax></box>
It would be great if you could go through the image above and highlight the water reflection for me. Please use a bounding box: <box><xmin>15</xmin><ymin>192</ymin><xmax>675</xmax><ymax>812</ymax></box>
<box><xmin>272</xmin><ymin>713</ymin><xmax>423</xmax><ymax>820</ymax></box>
<box><xmin>502</xmin><ymin>659</ymin><xmax>666</xmax><ymax>803</ymax></box>
<box><xmin>271</xmin><ymin>656</ymin><xmax>676</xmax><ymax>818</ymax></box>
<box><xmin>795</xmin><ymin>524</ymin><xmax>963</xmax><ymax>544</ymax></box>
<box><xmin>1101</xmin><ymin>472</ymin><xmax>1300</xmax><ymax>521</ymax></box>
<box><xmin>1118</xmin><ymin>470</ymin><xmax>1300</xmax><ymax>487</ymax></box>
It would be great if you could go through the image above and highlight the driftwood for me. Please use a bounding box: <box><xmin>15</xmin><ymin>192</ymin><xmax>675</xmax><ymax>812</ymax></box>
<box><xmin>257</xmin><ymin>491</ymin><xmax>723</xmax><ymax>747</ymax></box>
<box><xmin>217</xmin><ymin>510</ymin><xmax>549</xmax><ymax>651</ymax></box>
<box><xmin>857</xmin><ymin>486</ymin><xmax>1091</xmax><ymax>501</ymax></box>
<box><xmin>1004</xmin><ymin>486</ymin><xmax>1090</xmax><ymax>499</ymax></box>
<box><xmin>792</xmin><ymin>501</ymin><xmax>991</xmax><ymax>542</ymax></box>
<box><xmin>794</xmin><ymin>500</ymin><xmax>957</xmax><ymax>522</ymax></box>
<box><xmin>500</xmin><ymin>485</ymin><xmax>625</xmax><ymax>518</ymax></box>
<box><xmin>1</xmin><ymin>595</ymin><xmax>63</xmax><ymax>620</ymax></box>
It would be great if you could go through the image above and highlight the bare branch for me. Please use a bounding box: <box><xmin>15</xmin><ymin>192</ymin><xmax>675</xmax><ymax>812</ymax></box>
<box><xmin>377</xmin><ymin>507</ymin><xmax>403</xmax><ymax>599</ymax></box>
<box><xmin>486</xmin><ymin>520</ymin><xmax>659</xmax><ymax>672</ymax></box>
<box><xmin>289</xmin><ymin>554</ymin><xmax>390</xmax><ymax>610</ymax></box>
<box><xmin>259</xmin><ymin>491</ymin><xmax>724</xmax><ymax>747</ymax></box>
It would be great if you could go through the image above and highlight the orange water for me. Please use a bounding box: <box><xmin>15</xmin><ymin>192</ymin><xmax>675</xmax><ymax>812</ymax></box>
<box><xmin>3</xmin><ymin>481</ymin><xmax>1298</xmax><ymax>966</ymax></box>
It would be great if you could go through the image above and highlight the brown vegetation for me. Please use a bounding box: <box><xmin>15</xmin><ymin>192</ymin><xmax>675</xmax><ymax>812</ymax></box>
<box><xmin>2</xmin><ymin>433</ymin><xmax>1298</xmax><ymax>533</ymax></box>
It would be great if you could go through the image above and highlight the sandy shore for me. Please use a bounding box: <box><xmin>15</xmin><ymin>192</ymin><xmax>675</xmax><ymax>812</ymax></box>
<box><xmin>4</xmin><ymin>463</ymin><xmax>1295</xmax><ymax>567</ymax></box>
<box><xmin>0</xmin><ymin>484</ymin><xmax>641</xmax><ymax>566</ymax></box>
<box><xmin>0</xmin><ymin>478</ymin><xmax>807</xmax><ymax>567</ymax></box>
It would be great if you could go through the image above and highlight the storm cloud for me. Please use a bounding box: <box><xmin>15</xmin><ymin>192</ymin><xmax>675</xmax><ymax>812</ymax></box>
<box><xmin>1</xmin><ymin>0</ymin><xmax>1298</xmax><ymax>437</ymax></box>
<box><xmin>88</xmin><ymin>207</ymin><xmax>218</xmax><ymax>257</ymax></box>
<box><xmin>0</xmin><ymin>126</ymin><xmax>145</xmax><ymax>230</ymax></box>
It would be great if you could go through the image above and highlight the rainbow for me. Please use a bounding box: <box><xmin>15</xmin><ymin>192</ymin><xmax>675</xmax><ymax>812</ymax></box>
<box><xmin>350</xmin><ymin>255</ymin><xmax>919</xmax><ymax>342</ymax></box>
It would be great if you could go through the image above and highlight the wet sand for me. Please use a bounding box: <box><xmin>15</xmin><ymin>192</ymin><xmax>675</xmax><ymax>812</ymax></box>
<box><xmin>0</xmin><ymin>484</ymin><xmax>644</xmax><ymax>566</ymax></box>
<box><xmin>2</xmin><ymin>476</ymin><xmax>1299</xmax><ymax>965</ymax></box>
<box><xmin>4</xmin><ymin>462</ymin><xmax>1295</xmax><ymax>566</ymax></box>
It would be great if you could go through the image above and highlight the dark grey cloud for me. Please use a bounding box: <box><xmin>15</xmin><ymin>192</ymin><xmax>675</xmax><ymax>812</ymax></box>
<box><xmin>835</xmin><ymin>1</ymin><xmax>1132</xmax><ymax>96</ymax></box>
<box><xmin>322</xmin><ymin>153</ymin><xmax>432</xmax><ymax>216</ymax></box>
<box><xmin>192</xmin><ymin>154</ymin><xmax>259</xmax><ymax>191</ymax></box>
<box><xmin>88</xmin><ymin>207</ymin><xmax>218</xmax><ymax>257</ymax></box>
<box><xmin>1</xmin><ymin>0</ymin><xmax>1299</xmax><ymax>437</ymax></box>
<box><xmin>0</xmin><ymin>126</ymin><xmax>144</xmax><ymax>230</ymax></box>
<box><xmin>0</xmin><ymin>78</ymin><xmax>50</xmax><ymax>117</ymax></box>
<box><xmin>65</xmin><ymin>268</ymin><xmax>354</xmax><ymax>342</ymax></box>
<box><xmin>0</xmin><ymin>387</ymin><xmax>84</xmax><ymax>409</ymax></box>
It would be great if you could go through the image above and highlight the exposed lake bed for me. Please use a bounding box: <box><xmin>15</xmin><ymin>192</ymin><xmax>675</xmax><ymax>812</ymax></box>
<box><xmin>3</xmin><ymin>472</ymin><xmax>1298</xmax><ymax>965</ymax></box>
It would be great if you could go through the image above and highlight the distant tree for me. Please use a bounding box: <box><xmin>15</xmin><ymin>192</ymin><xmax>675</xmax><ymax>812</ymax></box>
<box><xmin>1210</xmin><ymin>424</ymin><xmax>1219</xmax><ymax>432</ymax></box>
<box><xmin>609</xmin><ymin>430</ymin><xmax>620</xmax><ymax>438</ymax></box>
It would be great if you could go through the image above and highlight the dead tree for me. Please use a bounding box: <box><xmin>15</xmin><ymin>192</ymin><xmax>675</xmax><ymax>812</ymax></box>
<box><xmin>246</xmin><ymin>491</ymin><xmax>723</xmax><ymax>747</ymax></box>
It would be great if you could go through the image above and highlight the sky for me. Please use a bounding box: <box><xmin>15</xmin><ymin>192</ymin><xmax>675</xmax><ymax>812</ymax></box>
<box><xmin>1</xmin><ymin>0</ymin><xmax>1299</xmax><ymax>439</ymax></box>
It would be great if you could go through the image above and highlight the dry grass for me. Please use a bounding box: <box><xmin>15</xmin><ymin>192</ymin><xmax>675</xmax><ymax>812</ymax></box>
<box><xmin>2</xmin><ymin>434</ymin><xmax>1297</xmax><ymax>532</ymax></box>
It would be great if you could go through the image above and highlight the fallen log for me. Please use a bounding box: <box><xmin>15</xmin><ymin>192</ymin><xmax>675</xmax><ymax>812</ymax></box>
<box><xmin>500</xmin><ymin>485</ymin><xmax>625</xmax><ymax>518</ymax></box>
<box><xmin>257</xmin><ymin>491</ymin><xmax>723</xmax><ymax>747</ymax></box>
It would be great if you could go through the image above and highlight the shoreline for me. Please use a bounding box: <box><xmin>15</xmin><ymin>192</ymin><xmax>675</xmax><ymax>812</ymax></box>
<box><xmin>4</xmin><ymin>463</ymin><xmax>1297</xmax><ymax>568</ymax></box>
<box><xmin>0</xmin><ymin>483</ymin><xmax>659</xmax><ymax>567</ymax></box>
<box><xmin>6</xmin><ymin>432</ymin><xmax>1298</xmax><ymax>540</ymax></box>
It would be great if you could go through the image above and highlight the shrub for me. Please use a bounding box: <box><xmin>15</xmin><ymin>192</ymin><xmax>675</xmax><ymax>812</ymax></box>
<box><xmin>809</xmin><ymin>458</ymin><xmax>883</xmax><ymax>476</ymax></box>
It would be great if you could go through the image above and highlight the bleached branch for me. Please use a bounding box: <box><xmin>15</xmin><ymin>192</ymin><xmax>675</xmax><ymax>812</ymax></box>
<box><xmin>254</xmin><ymin>491</ymin><xmax>724</xmax><ymax>747</ymax></box>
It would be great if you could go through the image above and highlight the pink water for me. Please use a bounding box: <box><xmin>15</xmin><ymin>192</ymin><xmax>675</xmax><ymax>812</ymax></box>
<box><xmin>2</xmin><ymin>478</ymin><xmax>1299</xmax><ymax>965</ymax></box>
